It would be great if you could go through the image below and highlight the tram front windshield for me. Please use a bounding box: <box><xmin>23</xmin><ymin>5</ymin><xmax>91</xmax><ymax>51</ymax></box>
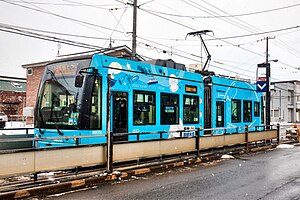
<box><xmin>35</xmin><ymin>59</ymin><xmax>91</xmax><ymax>129</ymax></box>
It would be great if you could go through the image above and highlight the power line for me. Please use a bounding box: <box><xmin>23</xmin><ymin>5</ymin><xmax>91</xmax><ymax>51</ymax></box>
<box><xmin>139</xmin><ymin>7</ymin><xmax>195</xmax><ymax>31</ymax></box>
<box><xmin>0</xmin><ymin>26</ymin><xmax>104</xmax><ymax>50</ymax></box>
<box><xmin>61</xmin><ymin>0</ymin><xmax>128</xmax><ymax>10</ymax></box>
<box><xmin>2</xmin><ymin>0</ymin><xmax>123</xmax><ymax>8</ymax></box>
<box><xmin>138</xmin><ymin>41</ymin><xmax>257</xmax><ymax>79</ymax></box>
<box><xmin>104</xmin><ymin>7</ymin><xmax>128</xmax><ymax>47</ymax></box>
<box><xmin>206</xmin><ymin>26</ymin><xmax>300</xmax><ymax>41</ymax></box>
<box><xmin>0</xmin><ymin>0</ymin><xmax>125</xmax><ymax>35</ymax></box>
<box><xmin>139</xmin><ymin>1</ymin><xmax>300</xmax><ymax>74</ymax></box>
<box><xmin>141</xmin><ymin>2</ymin><xmax>300</xmax><ymax>18</ymax></box>
<box><xmin>189</xmin><ymin>0</ymin><xmax>300</xmax><ymax>70</ymax></box>
<box><xmin>139</xmin><ymin>25</ymin><xmax>300</xmax><ymax>42</ymax></box>
<box><xmin>0</xmin><ymin>23</ymin><xmax>131</xmax><ymax>41</ymax></box>
<box><xmin>181</xmin><ymin>0</ymin><xmax>258</xmax><ymax>33</ymax></box>
<box><xmin>200</xmin><ymin>0</ymin><xmax>300</xmax><ymax>62</ymax></box>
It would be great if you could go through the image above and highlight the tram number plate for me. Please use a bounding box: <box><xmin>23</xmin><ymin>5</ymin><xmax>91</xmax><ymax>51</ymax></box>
<box><xmin>183</xmin><ymin>131</ymin><xmax>195</xmax><ymax>137</ymax></box>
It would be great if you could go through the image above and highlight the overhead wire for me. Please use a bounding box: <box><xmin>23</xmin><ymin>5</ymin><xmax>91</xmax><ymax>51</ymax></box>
<box><xmin>0</xmin><ymin>0</ymin><xmax>122</xmax><ymax>7</ymax></box>
<box><xmin>137</xmin><ymin>3</ymin><xmax>299</xmax><ymax>80</ymax></box>
<box><xmin>199</xmin><ymin>0</ymin><xmax>300</xmax><ymax>62</ymax></box>
<box><xmin>0</xmin><ymin>0</ymin><xmax>126</xmax><ymax>35</ymax></box>
<box><xmin>186</xmin><ymin>0</ymin><xmax>300</xmax><ymax>71</ymax></box>
<box><xmin>137</xmin><ymin>41</ymin><xmax>257</xmax><ymax>80</ymax></box>
<box><xmin>140</xmin><ymin>2</ymin><xmax>300</xmax><ymax>18</ymax></box>
<box><xmin>0</xmin><ymin>25</ymin><xmax>104</xmax><ymax>50</ymax></box>
<box><xmin>104</xmin><ymin>7</ymin><xmax>128</xmax><ymax>47</ymax></box>
<box><xmin>0</xmin><ymin>23</ymin><xmax>131</xmax><ymax>41</ymax></box>
<box><xmin>1</xmin><ymin>0</ymin><xmax>298</xmax><ymax>79</ymax></box>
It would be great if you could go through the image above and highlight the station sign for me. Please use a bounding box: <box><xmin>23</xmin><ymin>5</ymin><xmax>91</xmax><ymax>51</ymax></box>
<box><xmin>256</xmin><ymin>63</ymin><xmax>269</xmax><ymax>93</ymax></box>
<box><xmin>256</xmin><ymin>81</ymin><xmax>268</xmax><ymax>92</ymax></box>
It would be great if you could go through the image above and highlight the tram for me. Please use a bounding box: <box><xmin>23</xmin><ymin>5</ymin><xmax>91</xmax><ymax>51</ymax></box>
<box><xmin>34</xmin><ymin>53</ymin><xmax>262</xmax><ymax>147</ymax></box>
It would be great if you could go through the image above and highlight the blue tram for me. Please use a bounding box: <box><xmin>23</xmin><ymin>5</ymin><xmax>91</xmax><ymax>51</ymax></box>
<box><xmin>34</xmin><ymin>54</ymin><xmax>262</xmax><ymax>147</ymax></box>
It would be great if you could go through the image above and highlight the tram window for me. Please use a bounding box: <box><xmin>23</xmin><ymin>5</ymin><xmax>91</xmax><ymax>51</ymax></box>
<box><xmin>133</xmin><ymin>91</ymin><xmax>156</xmax><ymax>125</ymax></box>
<box><xmin>90</xmin><ymin>77</ymin><xmax>102</xmax><ymax>129</ymax></box>
<box><xmin>243</xmin><ymin>100</ymin><xmax>252</xmax><ymax>122</ymax></box>
<box><xmin>183</xmin><ymin>95</ymin><xmax>199</xmax><ymax>124</ymax></box>
<box><xmin>216</xmin><ymin>101</ymin><xmax>224</xmax><ymax>127</ymax></box>
<box><xmin>231</xmin><ymin>99</ymin><xmax>241</xmax><ymax>123</ymax></box>
<box><xmin>161</xmin><ymin>93</ymin><xmax>179</xmax><ymax>125</ymax></box>
<box><xmin>254</xmin><ymin>102</ymin><xmax>260</xmax><ymax>117</ymax></box>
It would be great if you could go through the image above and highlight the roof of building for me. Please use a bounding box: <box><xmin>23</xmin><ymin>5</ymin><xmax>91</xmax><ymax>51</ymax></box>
<box><xmin>271</xmin><ymin>80</ymin><xmax>300</xmax><ymax>84</ymax></box>
<box><xmin>22</xmin><ymin>45</ymin><xmax>144</xmax><ymax>69</ymax></box>
<box><xmin>0</xmin><ymin>76</ymin><xmax>26</xmax><ymax>92</ymax></box>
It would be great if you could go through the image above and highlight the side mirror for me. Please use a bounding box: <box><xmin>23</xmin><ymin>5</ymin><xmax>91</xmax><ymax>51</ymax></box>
<box><xmin>75</xmin><ymin>75</ymin><xmax>84</xmax><ymax>88</ymax></box>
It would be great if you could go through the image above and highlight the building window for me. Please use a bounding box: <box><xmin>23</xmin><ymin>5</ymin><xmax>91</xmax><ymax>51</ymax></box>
<box><xmin>288</xmin><ymin>90</ymin><xmax>293</xmax><ymax>103</ymax></box>
<box><xmin>231</xmin><ymin>99</ymin><xmax>241</xmax><ymax>123</ymax></box>
<box><xmin>274</xmin><ymin>109</ymin><xmax>279</xmax><ymax>117</ymax></box>
<box><xmin>183</xmin><ymin>95</ymin><xmax>199</xmax><ymax>124</ymax></box>
<box><xmin>161</xmin><ymin>93</ymin><xmax>179</xmax><ymax>125</ymax></box>
<box><xmin>133</xmin><ymin>91</ymin><xmax>156</xmax><ymax>125</ymax></box>
<box><xmin>254</xmin><ymin>102</ymin><xmax>260</xmax><ymax>117</ymax></box>
<box><xmin>271</xmin><ymin>110</ymin><xmax>274</xmax><ymax>117</ymax></box>
<box><xmin>243</xmin><ymin>100</ymin><xmax>252</xmax><ymax>122</ymax></box>
<box><xmin>27</xmin><ymin>68</ymin><xmax>33</xmax><ymax>75</ymax></box>
<box><xmin>216</xmin><ymin>101</ymin><xmax>224</xmax><ymax>127</ymax></box>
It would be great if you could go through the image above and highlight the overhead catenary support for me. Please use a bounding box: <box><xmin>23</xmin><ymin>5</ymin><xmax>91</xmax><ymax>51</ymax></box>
<box><xmin>186</xmin><ymin>30</ymin><xmax>213</xmax><ymax>71</ymax></box>
<box><xmin>266</xmin><ymin>37</ymin><xmax>270</xmax><ymax>129</ymax></box>
<box><xmin>265</xmin><ymin>36</ymin><xmax>276</xmax><ymax>129</ymax></box>
<box><xmin>132</xmin><ymin>0</ymin><xmax>137</xmax><ymax>60</ymax></box>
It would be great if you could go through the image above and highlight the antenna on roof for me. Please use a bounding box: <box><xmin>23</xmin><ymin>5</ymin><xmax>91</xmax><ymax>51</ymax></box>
<box><xmin>57</xmin><ymin>42</ymin><xmax>61</xmax><ymax>57</ymax></box>
<box><xmin>186</xmin><ymin>30</ymin><xmax>213</xmax><ymax>71</ymax></box>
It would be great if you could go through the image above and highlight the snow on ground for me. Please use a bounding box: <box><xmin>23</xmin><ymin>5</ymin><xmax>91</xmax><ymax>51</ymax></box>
<box><xmin>0</xmin><ymin>121</ymin><xmax>34</xmax><ymax>135</ymax></box>
<box><xmin>221</xmin><ymin>155</ymin><xmax>235</xmax><ymax>159</ymax></box>
<box><xmin>276</xmin><ymin>144</ymin><xmax>295</xmax><ymax>149</ymax></box>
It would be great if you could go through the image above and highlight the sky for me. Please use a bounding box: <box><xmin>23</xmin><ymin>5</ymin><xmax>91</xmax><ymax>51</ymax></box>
<box><xmin>0</xmin><ymin>0</ymin><xmax>300</xmax><ymax>82</ymax></box>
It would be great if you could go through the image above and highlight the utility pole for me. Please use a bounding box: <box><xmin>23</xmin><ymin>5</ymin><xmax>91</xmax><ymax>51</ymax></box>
<box><xmin>132</xmin><ymin>0</ymin><xmax>137</xmax><ymax>60</ymax></box>
<box><xmin>266</xmin><ymin>37</ymin><xmax>271</xmax><ymax>129</ymax></box>
<box><xmin>265</xmin><ymin>36</ymin><xmax>276</xmax><ymax>129</ymax></box>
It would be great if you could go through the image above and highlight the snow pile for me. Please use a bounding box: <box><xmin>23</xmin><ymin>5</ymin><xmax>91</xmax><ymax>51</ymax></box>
<box><xmin>221</xmin><ymin>154</ymin><xmax>235</xmax><ymax>159</ymax></box>
<box><xmin>276</xmin><ymin>144</ymin><xmax>295</xmax><ymax>149</ymax></box>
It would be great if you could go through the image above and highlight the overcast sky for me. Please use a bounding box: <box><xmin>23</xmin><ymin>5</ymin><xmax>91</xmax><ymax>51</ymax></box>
<box><xmin>0</xmin><ymin>0</ymin><xmax>299</xmax><ymax>82</ymax></box>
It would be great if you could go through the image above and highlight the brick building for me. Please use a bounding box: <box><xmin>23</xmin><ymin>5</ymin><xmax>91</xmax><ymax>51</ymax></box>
<box><xmin>22</xmin><ymin>45</ymin><xmax>141</xmax><ymax>125</ymax></box>
<box><xmin>0</xmin><ymin>76</ymin><xmax>26</xmax><ymax>120</ymax></box>
<box><xmin>22</xmin><ymin>60</ymin><xmax>48</xmax><ymax>124</ymax></box>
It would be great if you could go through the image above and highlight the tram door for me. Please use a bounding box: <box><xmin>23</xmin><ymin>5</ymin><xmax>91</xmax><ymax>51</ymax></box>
<box><xmin>204</xmin><ymin>85</ymin><xmax>212</xmax><ymax>135</ymax></box>
<box><xmin>112</xmin><ymin>92</ymin><xmax>128</xmax><ymax>141</ymax></box>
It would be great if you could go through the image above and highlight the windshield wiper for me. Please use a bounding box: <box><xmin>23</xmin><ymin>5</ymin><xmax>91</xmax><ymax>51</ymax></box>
<box><xmin>47</xmin><ymin>69</ymin><xmax>58</xmax><ymax>82</ymax></box>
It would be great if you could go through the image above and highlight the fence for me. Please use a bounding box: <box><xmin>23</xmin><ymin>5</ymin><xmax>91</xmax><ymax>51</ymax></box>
<box><xmin>0</xmin><ymin>125</ymin><xmax>279</xmax><ymax>178</ymax></box>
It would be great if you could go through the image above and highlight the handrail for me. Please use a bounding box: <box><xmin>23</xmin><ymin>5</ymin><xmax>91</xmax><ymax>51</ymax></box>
<box><xmin>0</xmin><ymin>125</ymin><xmax>277</xmax><ymax>144</ymax></box>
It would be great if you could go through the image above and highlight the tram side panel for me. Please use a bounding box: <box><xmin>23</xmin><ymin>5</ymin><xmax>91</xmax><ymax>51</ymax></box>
<box><xmin>99</xmin><ymin>55</ymin><xmax>204</xmax><ymax>141</ymax></box>
<box><xmin>34</xmin><ymin>54</ymin><xmax>205</xmax><ymax>148</ymax></box>
<box><xmin>205</xmin><ymin>76</ymin><xmax>263</xmax><ymax>135</ymax></box>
